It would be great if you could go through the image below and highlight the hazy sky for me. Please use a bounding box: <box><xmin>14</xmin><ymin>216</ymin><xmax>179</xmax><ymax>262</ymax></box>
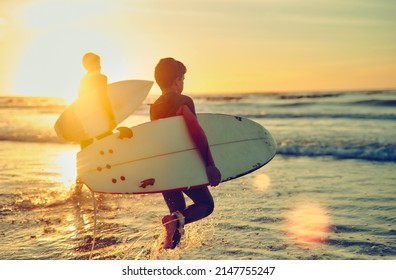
<box><xmin>1</xmin><ymin>0</ymin><xmax>395</xmax><ymax>99</ymax></box>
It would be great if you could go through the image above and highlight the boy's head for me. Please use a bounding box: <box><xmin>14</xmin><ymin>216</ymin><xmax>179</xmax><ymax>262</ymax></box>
<box><xmin>82</xmin><ymin>52</ymin><xmax>101</xmax><ymax>72</ymax></box>
<box><xmin>154</xmin><ymin>58</ymin><xmax>187</xmax><ymax>90</ymax></box>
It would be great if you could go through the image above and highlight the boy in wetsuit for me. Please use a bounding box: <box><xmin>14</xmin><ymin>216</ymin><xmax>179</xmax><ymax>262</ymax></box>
<box><xmin>150</xmin><ymin>58</ymin><xmax>222</xmax><ymax>249</ymax></box>
<box><xmin>78</xmin><ymin>52</ymin><xmax>116</xmax><ymax>149</ymax></box>
<box><xmin>75</xmin><ymin>53</ymin><xmax>116</xmax><ymax>193</ymax></box>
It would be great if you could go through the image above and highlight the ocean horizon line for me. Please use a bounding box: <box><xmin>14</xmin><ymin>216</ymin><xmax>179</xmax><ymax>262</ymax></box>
<box><xmin>1</xmin><ymin>87</ymin><xmax>396</xmax><ymax>99</ymax></box>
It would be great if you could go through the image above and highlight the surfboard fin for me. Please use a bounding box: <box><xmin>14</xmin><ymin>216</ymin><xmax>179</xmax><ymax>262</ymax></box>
<box><xmin>139</xmin><ymin>178</ymin><xmax>155</xmax><ymax>189</ymax></box>
<box><xmin>117</xmin><ymin>127</ymin><xmax>133</xmax><ymax>139</ymax></box>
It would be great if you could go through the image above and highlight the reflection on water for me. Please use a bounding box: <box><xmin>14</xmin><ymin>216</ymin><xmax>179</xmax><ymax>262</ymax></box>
<box><xmin>52</xmin><ymin>150</ymin><xmax>77</xmax><ymax>188</ymax></box>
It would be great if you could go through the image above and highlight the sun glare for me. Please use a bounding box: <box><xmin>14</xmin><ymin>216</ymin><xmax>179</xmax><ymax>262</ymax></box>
<box><xmin>20</xmin><ymin>0</ymin><xmax>118</xmax><ymax>29</ymax></box>
<box><xmin>13</xmin><ymin>1</ymin><xmax>129</xmax><ymax>103</ymax></box>
<box><xmin>13</xmin><ymin>30</ymin><xmax>128</xmax><ymax>104</ymax></box>
<box><xmin>53</xmin><ymin>150</ymin><xmax>78</xmax><ymax>187</ymax></box>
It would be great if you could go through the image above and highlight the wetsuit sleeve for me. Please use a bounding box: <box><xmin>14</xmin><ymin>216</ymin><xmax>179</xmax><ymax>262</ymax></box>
<box><xmin>183</xmin><ymin>96</ymin><xmax>196</xmax><ymax>115</ymax></box>
<box><xmin>98</xmin><ymin>75</ymin><xmax>115</xmax><ymax>122</ymax></box>
<box><xmin>78</xmin><ymin>77</ymin><xmax>86</xmax><ymax>98</ymax></box>
<box><xmin>78</xmin><ymin>74</ymin><xmax>115</xmax><ymax>122</ymax></box>
<box><xmin>176</xmin><ymin>105</ymin><xmax>215</xmax><ymax>167</ymax></box>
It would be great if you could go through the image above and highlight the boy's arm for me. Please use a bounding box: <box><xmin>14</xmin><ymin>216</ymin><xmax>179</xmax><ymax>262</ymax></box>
<box><xmin>98</xmin><ymin>75</ymin><xmax>116</xmax><ymax>127</ymax></box>
<box><xmin>177</xmin><ymin>105</ymin><xmax>221</xmax><ymax>186</ymax></box>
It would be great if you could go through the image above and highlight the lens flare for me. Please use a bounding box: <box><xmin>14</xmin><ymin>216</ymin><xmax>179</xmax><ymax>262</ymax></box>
<box><xmin>252</xmin><ymin>173</ymin><xmax>271</xmax><ymax>192</ymax></box>
<box><xmin>285</xmin><ymin>203</ymin><xmax>331</xmax><ymax>244</ymax></box>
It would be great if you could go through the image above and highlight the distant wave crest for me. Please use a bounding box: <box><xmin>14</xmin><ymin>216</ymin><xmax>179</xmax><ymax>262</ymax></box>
<box><xmin>277</xmin><ymin>142</ymin><xmax>396</xmax><ymax>162</ymax></box>
<box><xmin>349</xmin><ymin>99</ymin><xmax>396</xmax><ymax>107</ymax></box>
<box><xmin>242</xmin><ymin>113</ymin><xmax>396</xmax><ymax>120</ymax></box>
<box><xmin>0</xmin><ymin>134</ymin><xmax>64</xmax><ymax>144</ymax></box>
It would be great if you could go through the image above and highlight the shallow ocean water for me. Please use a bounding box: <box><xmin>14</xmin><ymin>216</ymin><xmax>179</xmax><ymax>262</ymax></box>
<box><xmin>0</xmin><ymin>90</ymin><xmax>395</xmax><ymax>260</ymax></box>
<box><xmin>0</xmin><ymin>142</ymin><xmax>395</xmax><ymax>260</ymax></box>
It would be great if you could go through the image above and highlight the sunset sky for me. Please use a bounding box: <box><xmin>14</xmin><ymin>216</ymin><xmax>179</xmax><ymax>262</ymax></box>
<box><xmin>1</xmin><ymin>0</ymin><xmax>395</xmax><ymax>100</ymax></box>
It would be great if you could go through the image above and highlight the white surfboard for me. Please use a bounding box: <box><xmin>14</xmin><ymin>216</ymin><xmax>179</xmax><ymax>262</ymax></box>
<box><xmin>77</xmin><ymin>114</ymin><xmax>277</xmax><ymax>194</ymax></box>
<box><xmin>54</xmin><ymin>80</ymin><xmax>153</xmax><ymax>142</ymax></box>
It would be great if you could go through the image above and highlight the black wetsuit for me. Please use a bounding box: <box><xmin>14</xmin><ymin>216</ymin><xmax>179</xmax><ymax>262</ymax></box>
<box><xmin>150</xmin><ymin>93</ymin><xmax>214</xmax><ymax>224</ymax></box>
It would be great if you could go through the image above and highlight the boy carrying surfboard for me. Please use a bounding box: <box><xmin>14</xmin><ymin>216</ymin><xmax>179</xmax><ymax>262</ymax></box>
<box><xmin>150</xmin><ymin>58</ymin><xmax>222</xmax><ymax>249</ymax></box>
<box><xmin>78</xmin><ymin>52</ymin><xmax>116</xmax><ymax>148</ymax></box>
<box><xmin>75</xmin><ymin>52</ymin><xmax>116</xmax><ymax>193</ymax></box>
